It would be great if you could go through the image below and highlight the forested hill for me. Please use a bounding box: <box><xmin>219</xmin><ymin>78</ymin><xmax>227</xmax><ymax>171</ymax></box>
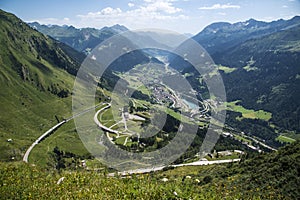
<box><xmin>217</xmin><ymin>25</ymin><xmax>300</xmax><ymax>132</ymax></box>
<box><xmin>189</xmin><ymin>17</ymin><xmax>300</xmax><ymax>145</ymax></box>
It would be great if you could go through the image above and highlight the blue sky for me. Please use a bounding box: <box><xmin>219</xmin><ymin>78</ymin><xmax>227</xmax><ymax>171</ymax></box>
<box><xmin>1</xmin><ymin>0</ymin><xmax>300</xmax><ymax>34</ymax></box>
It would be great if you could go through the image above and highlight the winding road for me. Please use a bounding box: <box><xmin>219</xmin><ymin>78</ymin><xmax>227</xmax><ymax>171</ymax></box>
<box><xmin>24</xmin><ymin>98</ymin><xmax>276</xmax><ymax>174</ymax></box>
<box><xmin>23</xmin><ymin>120</ymin><xmax>66</xmax><ymax>163</ymax></box>
<box><xmin>93</xmin><ymin>103</ymin><xmax>120</xmax><ymax>134</ymax></box>
<box><xmin>23</xmin><ymin>103</ymin><xmax>104</xmax><ymax>163</ymax></box>
<box><xmin>111</xmin><ymin>158</ymin><xmax>241</xmax><ymax>176</ymax></box>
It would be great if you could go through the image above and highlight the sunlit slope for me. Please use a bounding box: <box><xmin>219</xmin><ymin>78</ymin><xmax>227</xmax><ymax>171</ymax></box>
<box><xmin>0</xmin><ymin>9</ymin><xmax>82</xmax><ymax>161</ymax></box>
<box><xmin>0</xmin><ymin>141</ymin><xmax>299</xmax><ymax>199</ymax></box>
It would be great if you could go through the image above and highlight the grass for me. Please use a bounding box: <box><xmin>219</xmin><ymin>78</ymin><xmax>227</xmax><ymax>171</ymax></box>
<box><xmin>243</xmin><ymin>65</ymin><xmax>259</xmax><ymax>72</ymax></box>
<box><xmin>115</xmin><ymin>136</ymin><xmax>128</xmax><ymax>145</ymax></box>
<box><xmin>103</xmin><ymin>121</ymin><xmax>117</xmax><ymax>128</ymax></box>
<box><xmin>0</xmin><ymin>81</ymin><xmax>74</xmax><ymax>161</ymax></box>
<box><xmin>183</xmin><ymin>72</ymin><xmax>193</xmax><ymax>77</ymax></box>
<box><xmin>278</xmin><ymin>40</ymin><xmax>300</xmax><ymax>52</ymax></box>
<box><xmin>276</xmin><ymin>135</ymin><xmax>296</xmax><ymax>143</ymax></box>
<box><xmin>1</xmin><ymin>141</ymin><xmax>300</xmax><ymax>200</ymax></box>
<box><xmin>117</xmin><ymin>72</ymin><xmax>151</xmax><ymax>95</ymax></box>
<box><xmin>281</xmin><ymin>131</ymin><xmax>300</xmax><ymax>140</ymax></box>
<box><xmin>227</xmin><ymin>101</ymin><xmax>272</xmax><ymax>121</ymax></box>
<box><xmin>218</xmin><ymin>65</ymin><xmax>237</xmax><ymax>73</ymax></box>
<box><xmin>126</xmin><ymin>121</ymin><xmax>143</xmax><ymax>133</ymax></box>
<box><xmin>99</xmin><ymin>108</ymin><xmax>115</xmax><ymax>121</ymax></box>
<box><xmin>164</xmin><ymin>107</ymin><xmax>193</xmax><ymax>125</ymax></box>
<box><xmin>29</xmin><ymin>120</ymin><xmax>90</xmax><ymax>167</ymax></box>
<box><xmin>234</xmin><ymin>134</ymin><xmax>252</xmax><ymax>144</ymax></box>
<box><xmin>132</xmin><ymin>99</ymin><xmax>151</xmax><ymax>109</ymax></box>
<box><xmin>205</xmin><ymin>65</ymin><xmax>237</xmax><ymax>77</ymax></box>
<box><xmin>0</xmin><ymin>10</ymin><xmax>80</xmax><ymax>162</ymax></box>
<box><xmin>137</xmin><ymin>85</ymin><xmax>151</xmax><ymax>96</ymax></box>
<box><xmin>0</xmin><ymin>161</ymin><xmax>283</xmax><ymax>200</ymax></box>
<box><xmin>208</xmin><ymin>69</ymin><xmax>219</xmax><ymax>77</ymax></box>
<box><xmin>243</xmin><ymin>57</ymin><xmax>258</xmax><ymax>72</ymax></box>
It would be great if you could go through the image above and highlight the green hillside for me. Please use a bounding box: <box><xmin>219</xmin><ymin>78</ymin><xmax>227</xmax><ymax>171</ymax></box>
<box><xmin>0</xmin><ymin>9</ymin><xmax>299</xmax><ymax>199</ymax></box>
<box><xmin>0</xmin><ymin>9</ymin><xmax>160</xmax><ymax>166</ymax></box>
<box><xmin>1</xmin><ymin>141</ymin><xmax>299</xmax><ymax>199</ymax></box>
<box><xmin>183</xmin><ymin>20</ymin><xmax>300</xmax><ymax>147</ymax></box>
<box><xmin>217</xmin><ymin>25</ymin><xmax>300</xmax><ymax>145</ymax></box>
<box><xmin>0</xmin><ymin>9</ymin><xmax>85</xmax><ymax>161</ymax></box>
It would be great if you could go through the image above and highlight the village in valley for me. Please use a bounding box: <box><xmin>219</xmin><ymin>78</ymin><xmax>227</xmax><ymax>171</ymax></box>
<box><xmin>93</xmin><ymin>62</ymin><xmax>272</xmax><ymax>164</ymax></box>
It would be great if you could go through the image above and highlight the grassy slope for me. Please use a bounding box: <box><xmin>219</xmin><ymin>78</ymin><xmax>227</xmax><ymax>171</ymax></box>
<box><xmin>227</xmin><ymin>101</ymin><xmax>272</xmax><ymax>121</ymax></box>
<box><xmin>276</xmin><ymin>135</ymin><xmax>296</xmax><ymax>143</ymax></box>
<box><xmin>0</xmin><ymin>141</ymin><xmax>299</xmax><ymax>199</ymax></box>
<box><xmin>29</xmin><ymin>120</ymin><xmax>91</xmax><ymax>166</ymax></box>
<box><xmin>0</xmin><ymin>10</ymin><xmax>86</xmax><ymax>161</ymax></box>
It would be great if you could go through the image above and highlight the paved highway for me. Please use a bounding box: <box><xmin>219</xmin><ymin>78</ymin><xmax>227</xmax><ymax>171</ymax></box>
<box><xmin>23</xmin><ymin>120</ymin><xmax>66</xmax><ymax>163</ymax></box>
<box><xmin>23</xmin><ymin>103</ymin><xmax>103</xmax><ymax>163</ymax></box>
<box><xmin>93</xmin><ymin>103</ymin><xmax>120</xmax><ymax>134</ymax></box>
<box><xmin>110</xmin><ymin>158</ymin><xmax>241</xmax><ymax>176</ymax></box>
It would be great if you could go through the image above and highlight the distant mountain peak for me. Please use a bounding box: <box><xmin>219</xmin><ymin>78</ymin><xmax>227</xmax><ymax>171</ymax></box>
<box><xmin>201</xmin><ymin>22</ymin><xmax>231</xmax><ymax>34</ymax></box>
<box><xmin>100</xmin><ymin>24</ymin><xmax>129</xmax><ymax>34</ymax></box>
<box><xmin>27</xmin><ymin>22</ymin><xmax>130</xmax><ymax>53</ymax></box>
<box><xmin>193</xmin><ymin>16</ymin><xmax>300</xmax><ymax>55</ymax></box>
<box><xmin>111</xmin><ymin>24</ymin><xmax>128</xmax><ymax>31</ymax></box>
<box><xmin>245</xmin><ymin>18</ymin><xmax>258</xmax><ymax>23</ymax></box>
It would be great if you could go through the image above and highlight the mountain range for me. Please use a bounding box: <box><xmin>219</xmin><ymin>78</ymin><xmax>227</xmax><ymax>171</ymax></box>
<box><xmin>204</xmin><ymin>18</ymin><xmax>300</xmax><ymax>144</ymax></box>
<box><xmin>1</xmin><ymin>9</ymin><xmax>300</xmax><ymax>159</ymax></box>
<box><xmin>0</xmin><ymin>8</ymin><xmax>299</xmax><ymax>199</ymax></box>
<box><xmin>193</xmin><ymin>16</ymin><xmax>300</xmax><ymax>55</ymax></box>
<box><xmin>172</xmin><ymin>17</ymin><xmax>300</xmax><ymax>146</ymax></box>
<box><xmin>29</xmin><ymin>22</ymin><xmax>128</xmax><ymax>54</ymax></box>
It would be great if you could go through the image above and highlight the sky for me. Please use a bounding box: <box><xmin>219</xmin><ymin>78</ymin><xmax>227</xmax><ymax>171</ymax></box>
<box><xmin>1</xmin><ymin>0</ymin><xmax>300</xmax><ymax>34</ymax></box>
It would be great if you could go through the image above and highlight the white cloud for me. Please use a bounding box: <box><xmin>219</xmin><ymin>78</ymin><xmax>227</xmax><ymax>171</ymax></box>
<box><xmin>90</xmin><ymin>7</ymin><xmax>122</xmax><ymax>15</ymax></box>
<box><xmin>199</xmin><ymin>3</ymin><xmax>240</xmax><ymax>10</ymax></box>
<box><xmin>75</xmin><ymin>0</ymin><xmax>187</xmax><ymax>30</ymax></box>
<box><xmin>141</xmin><ymin>0</ymin><xmax>182</xmax><ymax>14</ymax></box>
<box><xmin>128</xmin><ymin>3</ymin><xmax>135</xmax><ymax>7</ymax></box>
<box><xmin>32</xmin><ymin>0</ymin><xmax>189</xmax><ymax>32</ymax></box>
<box><xmin>283</xmin><ymin>5</ymin><xmax>288</xmax><ymax>8</ymax></box>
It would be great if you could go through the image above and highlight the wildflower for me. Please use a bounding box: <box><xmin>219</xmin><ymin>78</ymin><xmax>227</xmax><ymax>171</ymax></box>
<box><xmin>161</xmin><ymin>178</ymin><xmax>168</xmax><ymax>182</ymax></box>
<box><xmin>57</xmin><ymin>177</ymin><xmax>65</xmax><ymax>185</ymax></box>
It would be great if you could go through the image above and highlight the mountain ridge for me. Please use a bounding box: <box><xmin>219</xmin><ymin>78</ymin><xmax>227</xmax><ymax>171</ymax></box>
<box><xmin>216</xmin><ymin>24</ymin><xmax>300</xmax><ymax>134</ymax></box>
<box><xmin>29</xmin><ymin>22</ymin><xmax>129</xmax><ymax>53</ymax></box>
<box><xmin>169</xmin><ymin>16</ymin><xmax>300</xmax><ymax>146</ymax></box>
<box><xmin>193</xmin><ymin>16</ymin><xmax>300</xmax><ymax>55</ymax></box>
